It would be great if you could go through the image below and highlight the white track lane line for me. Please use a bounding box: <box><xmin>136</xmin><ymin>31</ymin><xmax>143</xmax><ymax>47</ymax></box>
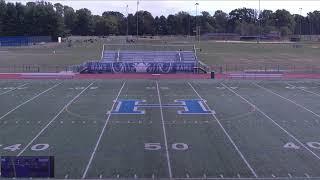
<box><xmin>0</xmin><ymin>82</ymin><xmax>62</xmax><ymax>122</ymax></box>
<box><xmin>188</xmin><ymin>82</ymin><xmax>258</xmax><ymax>178</ymax></box>
<box><xmin>0</xmin><ymin>83</ymin><xmax>29</xmax><ymax>96</ymax></box>
<box><xmin>285</xmin><ymin>82</ymin><xmax>320</xmax><ymax>97</ymax></box>
<box><xmin>82</xmin><ymin>82</ymin><xmax>126</xmax><ymax>179</ymax></box>
<box><xmin>17</xmin><ymin>82</ymin><xmax>93</xmax><ymax>156</ymax></box>
<box><xmin>221</xmin><ymin>83</ymin><xmax>320</xmax><ymax>161</ymax></box>
<box><xmin>156</xmin><ymin>81</ymin><xmax>173</xmax><ymax>179</ymax></box>
<box><xmin>254</xmin><ymin>82</ymin><xmax>320</xmax><ymax>119</ymax></box>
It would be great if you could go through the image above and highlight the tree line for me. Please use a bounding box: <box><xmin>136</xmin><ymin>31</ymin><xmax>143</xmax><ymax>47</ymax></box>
<box><xmin>0</xmin><ymin>0</ymin><xmax>320</xmax><ymax>39</ymax></box>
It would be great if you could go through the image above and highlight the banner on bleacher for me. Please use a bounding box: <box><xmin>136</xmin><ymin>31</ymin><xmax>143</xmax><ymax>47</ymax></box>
<box><xmin>86</xmin><ymin>62</ymin><xmax>196</xmax><ymax>73</ymax></box>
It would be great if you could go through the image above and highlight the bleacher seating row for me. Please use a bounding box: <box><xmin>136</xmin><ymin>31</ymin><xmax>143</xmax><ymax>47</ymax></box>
<box><xmin>101</xmin><ymin>50</ymin><xmax>196</xmax><ymax>62</ymax></box>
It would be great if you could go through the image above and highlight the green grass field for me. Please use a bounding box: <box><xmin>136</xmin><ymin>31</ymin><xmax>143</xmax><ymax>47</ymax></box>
<box><xmin>1</xmin><ymin>38</ymin><xmax>320</xmax><ymax>73</ymax></box>
<box><xmin>2</xmin><ymin>79</ymin><xmax>320</xmax><ymax>179</ymax></box>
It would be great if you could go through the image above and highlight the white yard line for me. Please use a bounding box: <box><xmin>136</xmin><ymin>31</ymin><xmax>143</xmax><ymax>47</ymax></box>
<box><xmin>188</xmin><ymin>82</ymin><xmax>258</xmax><ymax>178</ymax></box>
<box><xmin>156</xmin><ymin>81</ymin><xmax>173</xmax><ymax>179</ymax></box>
<box><xmin>0</xmin><ymin>82</ymin><xmax>62</xmax><ymax>122</ymax></box>
<box><xmin>285</xmin><ymin>82</ymin><xmax>320</xmax><ymax>97</ymax></box>
<box><xmin>221</xmin><ymin>83</ymin><xmax>320</xmax><ymax>161</ymax></box>
<box><xmin>0</xmin><ymin>83</ymin><xmax>29</xmax><ymax>96</ymax></box>
<box><xmin>17</xmin><ymin>82</ymin><xmax>93</xmax><ymax>156</ymax></box>
<box><xmin>254</xmin><ymin>82</ymin><xmax>320</xmax><ymax>119</ymax></box>
<box><xmin>82</xmin><ymin>82</ymin><xmax>126</xmax><ymax>179</ymax></box>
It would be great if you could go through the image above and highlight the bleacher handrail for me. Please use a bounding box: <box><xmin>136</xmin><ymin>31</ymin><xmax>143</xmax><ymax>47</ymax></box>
<box><xmin>117</xmin><ymin>49</ymin><xmax>120</xmax><ymax>62</ymax></box>
<box><xmin>101</xmin><ymin>44</ymin><xmax>105</xmax><ymax>60</ymax></box>
<box><xmin>178</xmin><ymin>51</ymin><xmax>182</xmax><ymax>61</ymax></box>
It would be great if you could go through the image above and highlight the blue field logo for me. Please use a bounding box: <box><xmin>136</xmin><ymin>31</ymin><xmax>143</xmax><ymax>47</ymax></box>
<box><xmin>109</xmin><ymin>99</ymin><xmax>215</xmax><ymax>115</ymax></box>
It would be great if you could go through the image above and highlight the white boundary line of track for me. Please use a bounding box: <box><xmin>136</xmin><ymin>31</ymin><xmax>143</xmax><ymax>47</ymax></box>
<box><xmin>285</xmin><ymin>82</ymin><xmax>320</xmax><ymax>97</ymax></box>
<box><xmin>253</xmin><ymin>82</ymin><xmax>320</xmax><ymax>119</ymax></box>
<box><xmin>82</xmin><ymin>82</ymin><xmax>126</xmax><ymax>179</ymax></box>
<box><xmin>17</xmin><ymin>82</ymin><xmax>93</xmax><ymax>156</ymax></box>
<box><xmin>0</xmin><ymin>83</ymin><xmax>29</xmax><ymax>96</ymax></box>
<box><xmin>188</xmin><ymin>82</ymin><xmax>258</xmax><ymax>178</ymax></box>
<box><xmin>156</xmin><ymin>81</ymin><xmax>173</xmax><ymax>179</ymax></box>
<box><xmin>220</xmin><ymin>83</ymin><xmax>320</xmax><ymax>161</ymax></box>
<box><xmin>0</xmin><ymin>82</ymin><xmax>62</xmax><ymax>122</ymax></box>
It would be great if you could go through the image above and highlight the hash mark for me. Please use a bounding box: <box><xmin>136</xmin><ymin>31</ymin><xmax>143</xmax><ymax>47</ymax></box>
<box><xmin>305</xmin><ymin>173</ymin><xmax>310</xmax><ymax>178</ymax></box>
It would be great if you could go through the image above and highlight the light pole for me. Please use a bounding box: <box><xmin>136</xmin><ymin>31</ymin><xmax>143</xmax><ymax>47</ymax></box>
<box><xmin>195</xmin><ymin>2</ymin><xmax>199</xmax><ymax>44</ymax></box>
<box><xmin>299</xmin><ymin>8</ymin><xmax>302</xmax><ymax>39</ymax></box>
<box><xmin>126</xmin><ymin>5</ymin><xmax>129</xmax><ymax>39</ymax></box>
<box><xmin>258</xmin><ymin>0</ymin><xmax>261</xmax><ymax>43</ymax></box>
<box><xmin>136</xmin><ymin>0</ymin><xmax>139</xmax><ymax>38</ymax></box>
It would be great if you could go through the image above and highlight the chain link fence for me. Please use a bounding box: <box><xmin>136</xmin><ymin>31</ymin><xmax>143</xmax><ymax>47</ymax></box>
<box><xmin>208</xmin><ymin>64</ymin><xmax>320</xmax><ymax>73</ymax></box>
<box><xmin>0</xmin><ymin>64</ymin><xmax>81</xmax><ymax>73</ymax></box>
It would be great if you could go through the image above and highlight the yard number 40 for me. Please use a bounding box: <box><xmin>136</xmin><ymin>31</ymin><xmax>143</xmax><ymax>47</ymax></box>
<box><xmin>144</xmin><ymin>143</ymin><xmax>188</xmax><ymax>151</ymax></box>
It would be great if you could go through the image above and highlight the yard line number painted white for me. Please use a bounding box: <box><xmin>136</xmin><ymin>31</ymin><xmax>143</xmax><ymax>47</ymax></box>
<box><xmin>82</xmin><ymin>82</ymin><xmax>126</xmax><ymax>179</ymax></box>
<box><xmin>17</xmin><ymin>83</ymin><xmax>94</xmax><ymax>156</ymax></box>
<box><xmin>0</xmin><ymin>83</ymin><xmax>29</xmax><ymax>96</ymax></box>
<box><xmin>221</xmin><ymin>83</ymin><xmax>320</xmax><ymax>161</ymax></box>
<box><xmin>188</xmin><ymin>82</ymin><xmax>258</xmax><ymax>178</ymax></box>
<box><xmin>1</xmin><ymin>143</ymin><xmax>49</xmax><ymax>152</ymax></box>
<box><xmin>254</xmin><ymin>82</ymin><xmax>320</xmax><ymax>119</ymax></box>
<box><xmin>156</xmin><ymin>81</ymin><xmax>173</xmax><ymax>179</ymax></box>
<box><xmin>0</xmin><ymin>82</ymin><xmax>62</xmax><ymax>122</ymax></box>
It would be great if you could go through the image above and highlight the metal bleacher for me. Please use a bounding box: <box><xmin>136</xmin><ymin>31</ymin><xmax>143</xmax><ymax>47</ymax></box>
<box><xmin>101</xmin><ymin>51</ymin><xmax>117</xmax><ymax>61</ymax></box>
<box><xmin>101</xmin><ymin>50</ymin><xmax>197</xmax><ymax>63</ymax></box>
<box><xmin>80</xmin><ymin>49</ymin><xmax>203</xmax><ymax>74</ymax></box>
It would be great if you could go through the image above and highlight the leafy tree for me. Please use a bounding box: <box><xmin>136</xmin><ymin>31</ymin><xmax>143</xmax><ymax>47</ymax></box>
<box><xmin>74</xmin><ymin>8</ymin><xmax>94</xmax><ymax>35</ymax></box>
<box><xmin>213</xmin><ymin>10</ymin><xmax>228</xmax><ymax>33</ymax></box>
<box><xmin>63</xmin><ymin>6</ymin><xmax>76</xmax><ymax>35</ymax></box>
<box><xmin>0</xmin><ymin>0</ymin><xmax>6</xmax><ymax>34</ymax></box>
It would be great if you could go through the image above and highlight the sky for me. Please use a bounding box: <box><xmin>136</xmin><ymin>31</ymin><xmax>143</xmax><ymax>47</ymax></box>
<box><xmin>7</xmin><ymin>0</ymin><xmax>320</xmax><ymax>17</ymax></box>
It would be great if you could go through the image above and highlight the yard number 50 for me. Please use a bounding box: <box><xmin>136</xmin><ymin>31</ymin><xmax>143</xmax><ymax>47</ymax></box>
<box><xmin>144</xmin><ymin>143</ymin><xmax>188</xmax><ymax>151</ymax></box>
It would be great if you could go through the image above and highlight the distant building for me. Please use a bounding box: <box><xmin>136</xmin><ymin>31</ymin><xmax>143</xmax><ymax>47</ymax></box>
<box><xmin>0</xmin><ymin>36</ymin><xmax>52</xmax><ymax>46</ymax></box>
<box><xmin>265</xmin><ymin>31</ymin><xmax>281</xmax><ymax>40</ymax></box>
<box><xmin>201</xmin><ymin>33</ymin><xmax>240</xmax><ymax>40</ymax></box>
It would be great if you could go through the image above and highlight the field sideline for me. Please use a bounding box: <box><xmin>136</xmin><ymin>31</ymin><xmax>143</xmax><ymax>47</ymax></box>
<box><xmin>1</xmin><ymin>79</ymin><xmax>320</xmax><ymax>179</ymax></box>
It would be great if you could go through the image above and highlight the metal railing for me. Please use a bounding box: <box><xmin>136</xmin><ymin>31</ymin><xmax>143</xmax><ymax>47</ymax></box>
<box><xmin>208</xmin><ymin>64</ymin><xmax>320</xmax><ymax>74</ymax></box>
<box><xmin>0</xmin><ymin>64</ymin><xmax>79</xmax><ymax>73</ymax></box>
